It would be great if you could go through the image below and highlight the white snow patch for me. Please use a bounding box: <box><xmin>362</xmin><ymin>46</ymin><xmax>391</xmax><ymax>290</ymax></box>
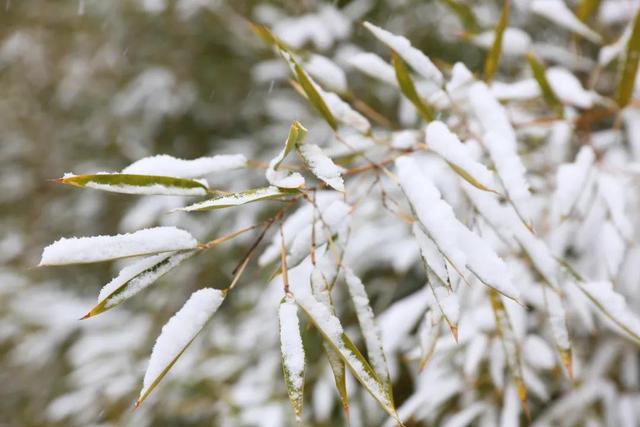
<box><xmin>530</xmin><ymin>0</ymin><xmax>603</xmax><ymax>44</ymax></box>
<box><xmin>298</xmin><ymin>143</ymin><xmax>345</xmax><ymax>191</ymax></box>
<box><xmin>122</xmin><ymin>154</ymin><xmax>247</xmax><ymax>178</ymax></box>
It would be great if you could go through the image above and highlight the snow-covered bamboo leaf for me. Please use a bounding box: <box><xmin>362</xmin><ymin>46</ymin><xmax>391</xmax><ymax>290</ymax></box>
<box><xmin>576</xmin><ymin>0</ymin><xmax>601</xmax><ymax>22</ymax></box>
<box><xmin>530</xmin><ymin>0</ymin><xmax>603</xmax><ymax>44</ymax></box>
<box><xmin>527</xmin><ymin>53</ymin><xmax>564</xmax><ymax>116</ymax></box>
<box><xmin>122</xmin><ymin>154</ymin><xmax>247</xmax><ymax>178</ymax></box>
<box><xmin>551</xmin><ymin>146</ymin><xmax>595</xmax><ymax>222</ymax></box>
<box><xmin>295</xmin><ymin>293</ymin><xmax>401</xmax><ymax>424</ymax></box>
<box><xmin>489</xmin><ymin>289</ymin><xmax>529</xmax><ymax>418</ymax></box>
<box><xmin>616</xmin><ymin>8</ymin><xmax>640</xmax><ymax>108</ymax></box>
<box><xmin>426</xmin><ymin>121</ymin><xmax>496</xmax><ymax>192</ymax></box>
<box><xmin>577</xmin><ymin>281</ymin><xmax>640</xmax><ymax>345</ymax></box>
<box><xmin>83</xmin><ymin>250</ymin><xmax>196</xmax><ymax>318</ymax></box>
<box><xmin>344</xmin><ymin>266</ymin><xmax>392</xmax><ymax>395</ymax></box>
<box><xmin>39</xmin><ymin>226</ymin><xmax>198</xmax><ymax>266</ymax></box>
<box><xmin>418</xmin><ymin>310</ymin><xmax>441</xmax><ymax>370</ymax></box>
<box><xmin>57</xmin><ymin>173</ymin><xmax>210</xmax><ymax>196</ymax></box>
<box><xmin>441</xmin><ymin>0</ymin><xmax>480</xmax><ymax>33</ymax></box>
<box><xmin>543</xmin><ymin>288</ymin><xmax>573</xmax><ymax>378</ymax></box>
<box><xmin>137</xmin><ymin>288</ymin><xmax>225</xmax><ymax>406</ymax></box>
<box><xmin>392</xmin><ymin>51</ymin><xmax>434</xmax><ymax>121</ymax></box>
<box><xmin>297</xmin><ymin>144</ymin><xmax>345</xmax><ymax>192</ymax></box>
<box><xmin>179</xmin><ymin>187</ymin><xmax>297</xmax><ymax>211</ymax></box>
<box><xmin>279</xmin><ymin>295</ymin><xmax>306</xmax><ymax>423</ymax></box>
<box><xmin>266</xmin><ymin>121</ymin><xmax>307</xmax><ymax>189</ymax></box>
<box><xmin>484</xmin><ymin>0</ymin><xmax>510</xmax><ymax>82</ymax></box>
<box><xmin>363</xmin><ymin>21</ymin><xmax>443</xmax><ymax>85</ymax></box>
<box><xmin>293</xmin><ymin>62</ymin><xmax>338</xmax><ymax>130</ymax></box>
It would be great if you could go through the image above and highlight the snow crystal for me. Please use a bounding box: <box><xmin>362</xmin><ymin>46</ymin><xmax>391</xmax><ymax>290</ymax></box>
<box><xmin>546</xmin><ymin>67</ymin><xmax>594</xmax><ymax>109</ymax></box>
<box><xmin>122</xmin><ymin>154</ymin><xmax>247</xmax><ymax>178</ymax></box>
<box><xmin>141</xmin><ymin>288</ymin><xmax>224</xmax><ymax>396</ymax></box>
<box><xmin>40</xmin><ymin>226</ymin><xmax>198</xmax><ymax>266</ymax></box>
<box><xmin>305</xmin><ymin>54</ymin><xmax>347</xmax><ymax>93</ymax></box>
<box><xmin>298</xmin><ymin>143</ymin><xmax>344</xmax><ymax>191</ymax></box>
<box><xmin>530</xmin><ymin>0</ymin><xmax>603</xmax><ymax>44</ymax></box>
<box><xmin>363</xmin><ymin>21</ymin><xmax>443</xmax><ymax>85</ymax></box>
<box><xmin>348</xmin><ymin>52</ymin><xmax>397</xmax><ymax>86</ymax></box>
<box><xmin>279</xmin><ymin>297</ymin><xmax>305</xmax><ymax>393</ymax></box>
<box><xmin>426</xmin><ymin>121</ymin><xmax>496</xmax><ymax>191</ymax></box>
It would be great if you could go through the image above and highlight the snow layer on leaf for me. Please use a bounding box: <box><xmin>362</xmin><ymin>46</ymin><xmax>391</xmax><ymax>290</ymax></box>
<box><xmin>446</xmin><ymin>62</ymin><xmax>474</xmax><ymax>95</ymax></box>
<box><xmin>122</xmin><ymin>154</ymin><xmax>247</xmax><ymax>178</ymax></box>
<box><xmin>412</xmin><ymin>223</ymin><xmax>448</xmax><ymax>286</ymax></box>
<box><xmin>97</xmin><ymin>250</ymin><xmax>194</xmax><ymax>309</ymax></box>
<box><xmin>363</xmin><ymin>21</ymin><xmax>443</xmax><ymax>85</ymax></box>
<box><xmin>61</xmin><ymin>173</ymin><xmax>209</xmax><ymax>196</ymax></box>
<box><xmin>530</xmin><ymin>0</ymin><xmax>603</xmax><ymax>44</ymax></box>
<box><xmin>40</xmin><ymin>226</ymin><xmax>198</xmax><ymax>266</ymax></box>
<box><xmin>426</xmin><ymin>121</ymin><xmax>496</xmax><ymax>191</ymax></box>
<box><xmin>348</xmin><ymin>52</ymin><xmax>397</xmax><ymax>86</ymax></box>
<box><xmin>266</xmin><ymin>168</ymin><xmax>305</xmax><ymax>189</ymax></box>
<box><xmin>579</xmin><ymin>281</ymin><xmax>640</xmax><ymax>342</ymax></box>
<box><xmin>552</xmin><ymin>146</ymin><xmax>595</xmax><ymax>221</ymax></box>
<box><xmin>546</xmin><ymin>67</ymin><xmax>594</xmax><ymax>108</ymax></box>
<box><xmin>298</xmin><ymin>143</ymin><xmax>345</xmax><ymax>191</ymax></box>
<box><xmin>141</xmin><ymin>288</ymin><xmax>224</xmax><ymax>397</ymax></box>
<box><xmin>491</xmin><ymin>79</ymin><xmax>540</xmax><ymax>101</ymax></box>
<box><xmin>469</xmin><ymin>82</ymin><xmax>516</xmax><ymax>142</ymax></box>
<box><xmin>599</xmin><ymin>23</ymin><xmax>632</xmax><ymax>65</ymax></box>
<box><xmin>279</xmin><ymin>296</ymin><xmax>305</xmax><ymax>419</ymax></box>
<box><xmin>472</xmin><ymin>28</ymin><xmax>531</xmax><ymax>56</ymax></box>
<box><xmin>305</xmin><ymin>54</ymin><xmax>347</xmax><ymax>93</ymax></box>
<box><xmin>180</xmin><ymin>186</ymin><xmax>291</xmax><ymax>211</ymax></box>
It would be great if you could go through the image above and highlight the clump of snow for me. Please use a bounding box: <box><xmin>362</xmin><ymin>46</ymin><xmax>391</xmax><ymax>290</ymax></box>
<box><xmin>348</xmin><ymin>52</ymin><xmax>397</xmax><ymax>86</ymax></box>
<box><xmin>363</xmin><ymin>21</ymin><xmax>443</xmax><ymax>85</ymax></box>
<box><xmin>530</xmin><ymin>0</ymin><xmax>603</xmax><ymax>44</ymax></box>
<box><xmin>141</xmin><ymin>288</ymin><xmax>225</xmax><ymax>397</ymax></box>
<box><xmin>472</xmin><ymin>28</ymin><xmax>531</xmax><ymax>56</ymax></box>
<box><xmin>546</xmin><ymin>67</ymin><xmax>595</xmax><ymax>109</ymax></box>
<box><xmin>391</xmin><ymin>130</ymin><xmax>421</xmax><ymax>149</ymax></box>
<box><xmin>314</xmin><ymin>82</ymin><xmax>371</xmax><ymax>133</ymax></box>
<box><xmin>552</xmin><ymin>146</ymin><xmax>595</xmax><ymax>221</ymax></box>
<box><xmin>298</xmin><ymin>143</ymin><xmax>345</xmax><ymax>191</ymax></box>
<box><xmin>279</xmin><ymin>296</ymin><xmax>305</xmax><ymax>416</ymax></box>
<box><xmin>599</xmin><ymin>24</ymin><xmax>632</xmax><ymax>65</ymax></box>
<box><xmin>468</xmin><ymin>82</ymin><xmax>516</xmax><ymax>142</ymax></box>
<box><xmin>40</xmin><ymin>227</ymin><xmax>198</xmax><ymax>266</ymax></box>
<box><xmin>122</xmin><ymin>154</ymin><xmax>247</xmax><ymax>178</ymax></box>
<box><xmin>305</xmin><ymin>54</ymin><xmax>347</xmax><ymax>93</ymax></box>
<box><xmin>180</xmin><ymin>186</ymin><xmax>288</xmax><ymax>211</ymax></box>
<box><xmin>446</xmin><ymin>62</ymin><xmax>474</xmax><ymax>95</ymax></box>
<box><xmin>579</xmin><ymin>281</ymin><xmax>640</xmax><ymax>341</ymax></box>
<box><xmin>491</xmin><ymin>79</ymin><xmax>540</xmax><ymax>101</ymax></box>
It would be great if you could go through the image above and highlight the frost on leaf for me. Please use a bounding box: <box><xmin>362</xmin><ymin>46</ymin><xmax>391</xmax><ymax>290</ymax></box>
<box><xmin>179</xmin><ymin>187</ymin><xmax>296</xmax><ymax>211</ymax></box>
<box><xmin>279</xmin><ymin>296</ymin><xmax>306</xmax><ymax>422</ymax></box>
<box><xmin>297</xmin><ymin>143</ymin><xmax>345</xmax><ymax>192</ymax></box>
<box><xmin>58</xmin><ymin>173</ymin><xmax>211</xmax><ymax>196</ymax></box>
<box><xmin>266</xmin><ymin>121</ymin><xmax>307</xmax><ymax>189</ymax></box>
<box><xmin>138</xmin><ymin>288</ymin><xmax>225</xmax><ymax>405</ymax></box>
<box><xmin>39</xmin><ymin>226</ymin><xmax>198</xmax><ymax>266</ymax></box>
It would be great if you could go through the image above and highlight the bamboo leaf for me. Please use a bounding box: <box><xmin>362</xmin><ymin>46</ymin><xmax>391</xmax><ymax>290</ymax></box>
<box><xmin>295</xmin><ymin>293</ymin><xmax>402</xmax><ymax>425</ymax></box>
<box><xmin>83</xmin><ymin>250</ymin><xmax>195</xmax><ymax>319</ymax></box>
<box><xmin>527</xmin><ymin>53</ymin><xmax>564</xmax><ymax>117</ymax></box>
<box><xmin>616</xmin><ymin>8</ymin><xmax>640</xmax><ymax>108</ymax></box>
<box><xmin>576</xmin><ymin>0</ymin><xmax>602</xmax><ymax>22</ymax></box>
<box><xmin>279</xmin><ymin>295</ymin><xmax>306</xmax><ymax>423</ymax></box>
<box><xmin>267</xmin><ymin>121</ymin><xmax>307</xmax><ymax>189</ymax></box>
<box><xmin>484</xmin><ymin>0</ymin><xmax>511</xmax><ymax>82</ymax></box>
<box><xmin>273</xmin><ymin>121</ymin><xmax>308</xmax><ymax>170</ymax></box>
<box><xmin>297</xmin><ymin>144</ymin><xmax>345</xmax><ymax>192</ymax></box>
<box><xmin>391</xmin><ymin>51</ymin><xmax>434</xmax><ymax>121</ymax></box>
<box><xmin>441</xmin><ymin>0</ymin><xmax>480</xmax><ymax>33</ymax></box>
<box><xmin>178</xmin><ymin>187</ymin><xmax>297</xmax><ymax>211</ymax></box>
<box><xmin>294</xmin><ymin>63</ymin><xmax>338</xmax><ymax>130</ymax></box>
<box><xmin>58</xmin><ymin>173</ymin><xmax>210</xmax><ymax>196</ymax></box>
<box><xmin>137</xmin><ymin>288</ymin><xmax>225</xmax><ymax>406</ymax></box>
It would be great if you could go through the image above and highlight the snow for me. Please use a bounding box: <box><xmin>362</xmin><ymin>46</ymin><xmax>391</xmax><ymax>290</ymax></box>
<box><xmin>315</xmin><ymin>83</ymin><xmax>371</xmax><ymax>133</ymax></box>
<box><xmin>491</xmin><ymin>79</ymin><xmax>540</xmax><ymax>101</ymax></box>
<box><xmin>530</xmin><ymin>0</ymin><xmax>603</xmax><ymax>44</ymax></box>
<box><xmin>472</xmin><ymin>28</ymin><xmax>531</xmax><ymax>56</ymax></box>
<box><xmin>546</xmin><ymin>66</ymin><xmax>594</xmax><ymax>108</ymax></box>
<box><xmin>524</xmin><ymin>335</ymin><xmax>555</xmax><ymax>370</ymax></box>
<box><xmin>40</xmin><ymin>226</ymin><xmax>198</xmax><ymax>266</ymax></box>
<box><xmin>391</xmin><ymin>130</ymin><xmax>421</xmax><ymax>149</ymax></box>
<box><xmin>97</xmin><ymin>251</ymin><xmax>194</xmax><ymax>309</ymax></box>
<box><xmin>446</xmin><ymin>62</ymin><xmax>474</xmax><ymax>96</ymax></box>
<box><xmin>599</xmin><ymin>23</ymin><xmax>632</xmax><ymax>65</ymax></box>
<box><xmin>279</xmin><ymin>296</ymin><xmax>305</xmax><ymax>412</ymax></box>
<box><xmin>266</xmin><ymin>168</ymin><xmax>305</xmax><ymax>189</ymax></box>
<box><xmin>580</xmin><ymin>281</ymin><xmax>640</xmax><ymax>341</ymax></box>
<box><xmin>426</xmin><ymin>121</ymin><xmax>496</xmax><ymax>191</ymax></box>
<box><xmin>141</xmin><ymin>288</ymin><xmax>224</xmax><ymax>398</ymax></box>
<box><xmin>344</xmin><ymin>266</ymin><xmax>391</xmax><ymax>386</ymax></box>
<box><xmin>122</xmin><ymin>154</ymin><xmax>246</xmax><ymax>178</ymax></box>
<box><xmin>305</xmin><ymin>54</ymin><xmax>347</xmax><ymax>93</ymax></box>
<box><xmin>298</xmin><ymin>143</ymin><xmax>345</xmax><ymax>191</ymax></box>
<box><xmin>180</xmin><ymin>186</ymin><xmax>289</xmax><ymax>211</ymax></box>
<box><xmin>348</xmin><ymin>52</ymin><xmax>397</xmax><ymax>86</ymax></box>
<box><xmin>412</xmin><ymin>223</ymin><xmax>448</xmax><ymax>286</ymax></box>
<box><xmin>363</xmin><ymin>21</ymin><xmax>443</xmax><ymax>85</ymax></box>
<box><xmin>62</xmin><ymin>173</ymin><xmax>209</xmax><ymax>196</ymax></box>
<box><xmin>468</xmin><ymin>82</ymin><xmax>516</xmax><ymax>143</ymax></box>
<box><xmin>552</xmin><ymin>146</ymin><xmax>595</xmax><ymax>221</ymax></box>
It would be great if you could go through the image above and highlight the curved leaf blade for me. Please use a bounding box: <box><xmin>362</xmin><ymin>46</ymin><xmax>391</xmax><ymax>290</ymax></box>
<box><xmin>616</xmin><ymin>9</ymin><xmax>640</xmax><ymax>108</ymax></box>
<box><xmin>392</xmin><ymin>51</ymin><xmax>434</xmax><ymax>121</ymax></box>
<box><xmin>484</xmin><ymin>0</ymin><xmax>510</xmax><ymax>82</ymax></box>
<box><xmin>58</xmin><ymin>173</ymin><xmax>210</xmax><ymax>196</ymax></box>
<box><xmin>279</xmin><ymin>296</ymin><xmax>306</xmax><ymax>423</ymax></box>
<box><xmin>179</xmin><ymin>187</ymin><xmax>297</xmax><ymax>211</ymax></box>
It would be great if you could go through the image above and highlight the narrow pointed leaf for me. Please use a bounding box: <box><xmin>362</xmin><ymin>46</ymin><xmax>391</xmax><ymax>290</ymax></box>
<box><xmin>294</xmin><ymin>63</ymin><xmax>338</xmax><ymax>130</ymax></box>
<box><xmin>84</xmin><ymin>250</ymin><xmax>195</xmax><ymax>318</ymax></box>
<box><xmin>58</xmin><ymin>173</ymin><xmax>210</xmax><ymax>196</ymax></box>
<box><xmin>392</xmin><ymin>51</ymin><xmax>434</xmax><ymax>121</ymax></box>
<box><xmin>266</xmin><ymin>121</ymin><xmax>307</xmax><ymax>189</ymax></box>
<box><xmin>576</xmin><ymin>0</ymin><xmax>601</xmax><ymax>22</ymax></box>
<box><xmin>179</xmin><ymin>187</ymin><xmax>297</xmax><ymax>211</ymax></box>
<box><xmin>616</xmin><ymin>9</ymin><xmax>640</xmax><ymax>108</ymax></box>
<box><xmin>279</xmin><ymin>296</ymin><xmax>306</xmax><ymax>423</ymax></box>
<box><xmin>137</xmin><ymin>288</ymin><xmax>225</xmax><ymax>406</ymax></box>
<box><xmin>295</xmin><ymin>293</ymin><xmax>402</xmax><ymax>424</ymax></box>
<box><xmin>419</xmin><ymin>310</ymin><xmax>442</xmax><ymax>370</ymax></box>
<box><xmin>297</xmin><ymin>144</ymin><xmax>345</xmax><ymax>192</ymax></box>
<box><xmin>527</xmin><ymin>53</ymin><xmax>564</xmax><ymax>117</ymax></box>
<box><xmin>39</xmin><ymin>226</ymin><xmax>198</xmax><ymax>266</ymax></box>
<box><xmin>441</xmin><ymin>0</ymin><xmax>480</xmax><ymax>33</ymax></box>
<box><xmin>484</xmin><ymin>0</ymin><xmax>510</xmax><ymax>82</ymax></box>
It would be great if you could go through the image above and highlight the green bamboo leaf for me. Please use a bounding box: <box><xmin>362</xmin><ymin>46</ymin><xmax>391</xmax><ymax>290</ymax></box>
<box><xmin>484</xmin><ymin>0</ymin><xmax>511</xmax><ymax>82</ymax></box>
<box><xmin>391</xmin><ymin>51</ymin><xmax>434</xmax><ymax>121</ymax></box>
<box><xmin>137</xmin><ymin>288</ymin><xmax>225</xmax><ymax>406</ymax></box>
<box><xmin>441</xmin><ymin>0</ymin><xmax>480</xmax><ymax>33</ymax></box>
<box><xmin>296</xmin><ymin>293</ymin><xmax>403</xmax><ymax>425</ymax></box>
<box><xmin>527</xmin><ymin>53</ymin><xmax>564</xmax><ymax>117</ymax></box>
<box><xmin>58</xmin><ymin>173</ymin><xmax>210</xmax><ymax>196</ymax></box>
<box><xmin>273</xmin><ymin>121</ymin><xmax>308</xmax><ymax>170</ymax></box>
<box><xmin>279</xmin><ymin>295</ymin><xmax>306</xmax><ymax>424</ymax></box>
<box><xmin>616</xmin><ymin>9</ymin><xmax>640</xmax><ymax>108</ymax></box>
<box><xmin>83</xmin><ymin>250</ymin><xmax>195</xmax><ymax>319</ymax></box>
<box><xmin>178</xmin><ymin>187</ymin><xmax>298</xmax><ymax>211</ymax></box>
<box><xmin>297</xmin><ymin>144</ymin><xmax>345</xmax><ymax>192</ymax></box>
<box><xmin>267</xmin><ymin>121</ymin><xmax>308</xmax><ymax>189</ymax></box>
<box><xmin>294</xmin><ymin>63</ymin><xmax>338</xmax><ymax>130</ymax></box>
<box><xmin>248</xmin><ymin>21</ymin><xmax>289</xmax><ymax>51</ymax></box>
<box><xmin>576</xmin><ymin>0</ymin><xmax>602</xmax><ymax>22</ymax></box>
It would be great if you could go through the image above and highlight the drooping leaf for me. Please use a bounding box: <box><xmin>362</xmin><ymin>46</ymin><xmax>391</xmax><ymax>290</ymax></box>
<box><xmin>527</xmin><ymin>53</ymin><xmax>564</xmax><ymax>117</ymax></box>
<box><xmin>279</xmin><ymin>295</ymin><xmax>306</xmax><ymax>423</ymax></box>
<box><xmin>179</xmin><ymin>187</ymin><xmax>298</xmax><ymax>211</ymax></box>
<box><xmin>295</xmin><ymin>293</ymin><xmax>402</xmax><ymax>424</ymax></box>
<box><xmin>58</xmin><ymin>173</ymin><xmax>210</xmax><ymax>196</ymax></box>
<box><xmin>137</xmin><ymin>288</ymin><xmax>225</xmax><ymax>406</ymax></box>
<box><xmin>616</xmin><ymin>8</ymin><xmax>640</xmax><ymax>108</ymax></box>
<box><xmin>83</xmin><ymin>250</ymin><xmax>195</xmax><ymax>318</ymax></box>
<box><xmin>297</xmin><ymin>144</ymin><xmax>345</xmax><ymax>192</ymax></box>
<box><xmin>441</xmin><ymin>0</ymin><xmax>480</xmax><ymax>33</ymax></box>
<box><xmin>266</xmin><ymin>121</ymin><xmax>307</xmax><ymax>189</ymax></box>
<box><xmin>484</xmin><ymin>0</ymin><xmax>510</xmax><ymax>82</ymax></box>
<box><xmin>392</xmin><ymin>51</ymin><xmax>434</xmax><ymax>121</ymax></box>
<box><xmin>273</xmin><ymin>121</ymin><xmax>308</xmax><ymax>170</ymax></box>
<box><xmin>294</xmin><ymin>63</ymin><xmax>338</xmax><ymax>130</ymax></box>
